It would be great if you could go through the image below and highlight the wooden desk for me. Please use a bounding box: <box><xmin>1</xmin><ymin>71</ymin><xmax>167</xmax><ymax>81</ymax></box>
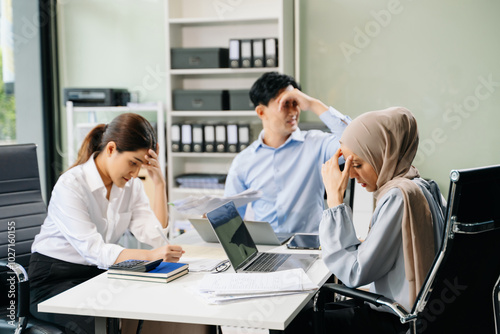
<box><xmin>38</xmin><ymin>231</ymin><xmax>331</xmax><ymax>333</ymax></box>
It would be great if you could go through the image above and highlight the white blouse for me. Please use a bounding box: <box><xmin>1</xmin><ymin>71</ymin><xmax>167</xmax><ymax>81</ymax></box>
<box><xmin>32</xmin><ymin>156</ymin><xmax>164</xmax><ymax>269</ymax></box>
<box><xmin>319</xmin><ymin>178</ymin><xmax>445</xmax><ymax>311</ymax></box>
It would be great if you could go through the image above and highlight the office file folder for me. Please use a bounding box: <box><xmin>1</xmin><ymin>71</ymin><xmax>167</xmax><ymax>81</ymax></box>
<box><xmin>229</xmin><ymin>39</ymin><xmax>241</xmax><ymax>68</ymax></box>
<box><xmin>171</xmin><ymin>124</ymin><xmax>181</xmax><ymax>152</ymax></box>
<box><xmin>215</xmin><ymin>124</ymin><xmax>227</xmax><ymax>152</ymax></box>
<box><xmin>252</xmin><ymin>39</ymin><xmax>264</xmax><ymax>67</ymax></box>
<box><xmin>240</xmin><ymin>39</ymin><xmax>252</xmax><ymax>68</ymax></box>
<box><xmin>203</xmin><ymin>124</ymin><xmax>216</xmax><ymax>152</ymax></box>
<box><xmin>192</xmin><ymin>124</ymin><xmax>203</xmax><ymax>153</ymax></box>
<box><xmin>226</xmin><ymin>124</ymin><xmax>238</xmax><ymax>153</ymax></box>
<box><xmin>238</xmin><ymin>124</ymin><xmax>250</xmax><ymax>152</ymax></box>
<box><xmin>265</xmin><ymin>38</ymin><xmax>278</xmax><ymax>67</ymax></box>
<box><xmin>181</xmin><ymin>124</ymin><xmax>193</xmax><ymax>152</ymax></box>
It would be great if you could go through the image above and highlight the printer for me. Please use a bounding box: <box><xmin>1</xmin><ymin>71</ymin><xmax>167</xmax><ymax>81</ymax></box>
<box><xmin>64</xmin><ymin>88</ymin><xmax>130</xmax><ymax>107</ymax></box>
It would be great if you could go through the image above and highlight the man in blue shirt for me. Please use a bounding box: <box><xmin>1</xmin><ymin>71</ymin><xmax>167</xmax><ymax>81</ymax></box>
<box><xmin>224</xmin><ymin>72</ymin><xmax>351</xmax><ymax>233</ymax></box>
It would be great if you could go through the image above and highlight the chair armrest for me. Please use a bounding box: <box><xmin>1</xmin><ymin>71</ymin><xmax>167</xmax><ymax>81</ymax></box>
<box><xmin>0</xmin><ymin>260</ymin><xmax>29</xmax><ymax>283</ymax></box>
<box><xmin>322</xmin><ymin>283</ymin><xmax>414</xmax><ymax>322</ymax></box>
<box><xmin>1</xmin><ymin>259</ymin><xmax>31</xmax><ymax>324</ymax></box>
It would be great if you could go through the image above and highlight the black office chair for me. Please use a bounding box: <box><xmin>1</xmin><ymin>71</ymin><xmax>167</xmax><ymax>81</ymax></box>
<box><xmin>0</xmin><ymin>144</ymin><xmax>64</xmax><ymax>334</ymax></box>
<box><xmin>314</xmin><ymin>164</ymin><xmax>500</xmax><ymax>333</ymax></box>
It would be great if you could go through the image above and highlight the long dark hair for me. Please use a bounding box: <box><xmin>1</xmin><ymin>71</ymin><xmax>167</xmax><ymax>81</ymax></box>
<box><xmin>69</xmin><ymin>113</ymin><xmax>157</xmax><ymax>169</ymax></box>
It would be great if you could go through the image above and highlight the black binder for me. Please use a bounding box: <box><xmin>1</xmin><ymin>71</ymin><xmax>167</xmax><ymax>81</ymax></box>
<box><xmin>237</xmin><ymin>124</ymin><xmax>250</xmax><ymax>152</ymax></box>
<box><xmin>240</xmin><ymin>39</ymin><xmax>252</xmax><ymax>68</ymax></box>
<box><xmin>192</xmin><ymin>124</ymin><xmax>203</xmax><ymax>153</ymax></box>
<box><xmin>229</xmin><ymin>39</ymin><xmax>241</xmax><ymax>68</ymax></box>
<box><xmin>215</xmin><ymin>124</ymin><xmax>227</xmax><ymax>153</ymax></box>
<box><xmin>264</xmin><ymin>38</ymin><xmax>278</xmax><ymax>67</ymax></box>
<box><xmin>252</xmin><ymin>39</ymin><xmax>264</xmax><ymax>67</ymax></box>
<box><xmin>226</xmin><ymin>124</ymin><xmax>238</xmax><ymax>153</ymax></box>
<box><xmin>171</xmin><ymin>124</ymin><xmax>181</xmax><ymax>152</ymax></box>
<box><xmin>203</xmin><ymin>124</ymin><xmax>216</xmax><ymax>153</ymax></box>
<box><xmin>181</xmin><ymin>124</ymin><xmax>192</xmax><ymax>152</ymax></box>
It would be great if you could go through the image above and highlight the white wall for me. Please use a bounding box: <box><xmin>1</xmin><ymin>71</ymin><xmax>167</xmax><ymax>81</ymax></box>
<box><xmin>299</xmin><ymin>0</ymin><xmax>500</xmax><ymax>197</ymax></box>
<box><xmin>57</xmin><ymin>0</ymin><xmax>166</xmax><ymax>103</ymax></box>
<box><xmin>57</xmin><ymin>0</ymin><xmax>500</xmax><ymax>197</ymax></box>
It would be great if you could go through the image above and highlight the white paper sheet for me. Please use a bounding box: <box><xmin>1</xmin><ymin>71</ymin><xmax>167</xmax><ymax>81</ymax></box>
<box><xmin>170</xmin><ymin>189</ymin><xmax>262</xmax><ymax>216</ymax></box>
<box><xmin>198</xmin><ymin>268</ymin><xmax>318</xmax><ymax>296</ymax></box>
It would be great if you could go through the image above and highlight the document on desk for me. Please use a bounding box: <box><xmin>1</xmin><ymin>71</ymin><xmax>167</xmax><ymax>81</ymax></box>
<box><xmin>182</xmin><ymin>257</ymin><xmax>229</xmax><ymax>272</ymax></box>
<box><xmin>197</xmin><ymin>268</ymin><xmax>318</xmax><ymax>304</ymax></box>
<box><xmin>170</xmin><ymin>188</ymin><xmax>262</xmax><ymax>216</ymax></box>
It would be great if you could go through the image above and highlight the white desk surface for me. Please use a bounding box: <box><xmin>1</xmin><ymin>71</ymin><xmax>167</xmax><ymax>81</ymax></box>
<box><xmin>38</xmin><ymin>231</ymin><xmax>331</xmax><ymax>331</ymax></box>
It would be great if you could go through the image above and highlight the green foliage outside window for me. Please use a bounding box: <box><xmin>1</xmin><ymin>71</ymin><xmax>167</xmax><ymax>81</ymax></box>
<box><xmin>0</xmin><ymin>49</ymin><xmax>16</xmax><ymax>141</ymax></box>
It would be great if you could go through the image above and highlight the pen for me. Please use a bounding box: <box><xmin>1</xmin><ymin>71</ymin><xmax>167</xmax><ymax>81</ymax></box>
<box><xmin>156</xmin><ymin>225</ymin><xmax>170</xmax><ymax>245</ymax></box>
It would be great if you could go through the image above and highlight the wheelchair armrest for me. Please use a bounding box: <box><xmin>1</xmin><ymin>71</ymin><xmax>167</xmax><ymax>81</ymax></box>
<box><xmin>321</xmin><ymin>283</ymin><xmax>413</xmax><ymax>322</ymax></box>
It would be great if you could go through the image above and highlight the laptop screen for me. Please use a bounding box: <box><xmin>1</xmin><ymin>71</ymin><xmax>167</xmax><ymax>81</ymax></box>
<box><xmin>206</xmin><ymin>201</ymin><xmax>259</xmax><ymax>270</ymax></box>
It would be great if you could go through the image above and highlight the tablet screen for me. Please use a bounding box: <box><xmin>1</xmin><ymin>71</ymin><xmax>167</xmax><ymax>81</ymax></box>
<box><xmin>287</xmin><ymin>234</ymin><xmax>320</xmax><ymax>250</ymax></box>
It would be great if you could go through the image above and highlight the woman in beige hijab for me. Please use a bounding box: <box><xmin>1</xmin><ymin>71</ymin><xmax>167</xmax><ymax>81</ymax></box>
<box><xmin>318</xmin><ymin>107</ymin><xmax>446</xmax><ymax>334</ymax></box>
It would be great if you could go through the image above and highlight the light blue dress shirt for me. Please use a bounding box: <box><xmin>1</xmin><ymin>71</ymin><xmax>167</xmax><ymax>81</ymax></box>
<box><xmin>224</xmin><ymin>107</ymin><xmax>351</xmax><ymax>233</ymax></box>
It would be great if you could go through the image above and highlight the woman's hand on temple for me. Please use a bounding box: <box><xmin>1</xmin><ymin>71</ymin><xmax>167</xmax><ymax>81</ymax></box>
<box><xmin>143</xmin><ymin>145</ymin><xmax>165</xmax><ymax>187</ymax></box>
<box><xmin>322</xmin><ymin>149</ymin><xmax>353</xmax><ymax>208</ymax></box>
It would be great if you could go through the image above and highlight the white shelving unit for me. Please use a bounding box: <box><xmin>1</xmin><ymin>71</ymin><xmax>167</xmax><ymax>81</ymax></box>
<box><xmin>65</xmin><ymin>101</ymin><xmax>166</xmax><ymax>176</ymax></box>
<box><xmin>164</xmin><ymin>0</ymin><xmax>295</xmax><ymax>233</ymax></box>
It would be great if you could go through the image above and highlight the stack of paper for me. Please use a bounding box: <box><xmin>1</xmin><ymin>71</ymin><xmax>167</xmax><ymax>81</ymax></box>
<box><xmin>196</xmin><ymin>268</ymin><xmax>318</xmax><ymax>304</ymax></box>
<box><xmin>170</xmin><ymin>189</ymin><xmax>262</xmax><ymax>216</ymax></box>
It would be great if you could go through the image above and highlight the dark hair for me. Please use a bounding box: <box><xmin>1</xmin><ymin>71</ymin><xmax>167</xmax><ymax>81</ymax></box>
<box><xmin>249</xmin><ymin>72</ymin><xmax>301</xmax><ymax>107</ymax></box>
<box><xmin>69</xmin><ymin>113</ymin><xmax>157</xmax><ymax>169</ymax></box>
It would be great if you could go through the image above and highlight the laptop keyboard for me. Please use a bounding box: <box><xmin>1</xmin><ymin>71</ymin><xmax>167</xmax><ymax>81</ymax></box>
<box><xmin>244</xmin><ymin>252</ymin><xmax>291</xmax><ymax>272</ymax></box>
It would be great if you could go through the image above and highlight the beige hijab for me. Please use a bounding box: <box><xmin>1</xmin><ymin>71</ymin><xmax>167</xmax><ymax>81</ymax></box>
<box><xmin>340</xmin><ymin>106</ymin><xmax>435</xmax><ymax>305</ymax></box>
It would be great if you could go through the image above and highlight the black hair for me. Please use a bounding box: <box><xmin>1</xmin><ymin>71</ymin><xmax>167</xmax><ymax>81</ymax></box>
<box><xmin>69</xmin><ymin>113</ymin><xmax>157</xmax><ymax>169</ymax></box>
<box><xmin>249</xmin><ymin>72</ymin><xmax>301</xmax><ymax>107</ymax></box>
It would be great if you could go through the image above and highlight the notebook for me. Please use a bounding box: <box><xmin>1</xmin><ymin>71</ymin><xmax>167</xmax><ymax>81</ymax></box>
<box><xmin>107</xmin><ymin>262</ymin><xmax>188</xmax><ymax>283</ymax></box>
<box><xmin>206</xmin><ymin>201</ymin><xmax>318</xmax><ymax>273</ymax></box>
<box><xmin>189</xmin><ymin>218</ymin><xmax>293</xmax><ymax>245</ymax></box>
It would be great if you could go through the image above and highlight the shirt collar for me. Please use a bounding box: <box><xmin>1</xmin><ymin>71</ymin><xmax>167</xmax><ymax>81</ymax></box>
<box><xmin>82</xmin><ymin>154</ymin><xmax>107</xmax><ymax>192</ymax></box>
<box><xmin>253</xmin><ymin>128</ymin><xmax>305</xmax><ymax>152</ymax></box>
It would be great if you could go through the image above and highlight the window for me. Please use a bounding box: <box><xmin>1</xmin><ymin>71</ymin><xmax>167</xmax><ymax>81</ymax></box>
<box><xmin>0</xmin><ymin>0</ymin><xmax>16</xmax><ymax>143</ymax></box>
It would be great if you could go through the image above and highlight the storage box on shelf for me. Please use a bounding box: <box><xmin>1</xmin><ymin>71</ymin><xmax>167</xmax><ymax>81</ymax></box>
<box><xmin>164</xmin><ymin>0</ymin><xmax>295</xmax><ymax>235</ymax></box>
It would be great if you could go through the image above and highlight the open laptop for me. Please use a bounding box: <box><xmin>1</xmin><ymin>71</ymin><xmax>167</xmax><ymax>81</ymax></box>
<box><xmin>206</xmin><ymin>201</ymin><xmax>318</xmax><ymax>273</ymax></box>
<box><xmin>189</xmin><ymin>218</ymin><xmax>294</xmax><ymax>245</ymax></box>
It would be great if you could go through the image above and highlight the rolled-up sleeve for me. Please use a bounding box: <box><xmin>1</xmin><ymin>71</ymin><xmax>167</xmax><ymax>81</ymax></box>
<box><xmin>319</xmin><ymin>107</ymin><xmax>352</xmax><ymax>163</ymax></box>
<box><xmin>319</xmin><ymin>106</ymin><xmax>351</xmax><ymax>139</ymax></box>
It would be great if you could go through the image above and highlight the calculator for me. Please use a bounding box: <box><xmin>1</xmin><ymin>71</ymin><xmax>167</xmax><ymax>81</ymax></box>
<box><xmin>108</xmin><ymin>259</ymin><xmax>163</xmax><ymax>272</ymax></box>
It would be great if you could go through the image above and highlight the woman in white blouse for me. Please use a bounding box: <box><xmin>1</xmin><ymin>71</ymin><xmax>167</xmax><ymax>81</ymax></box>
<box><xmin>29</xmin><ymin>113</ymin><xmax>183</xmax><ymax>333</ymax></box>
<box><xmin>318</xmin><ymin>107</ymin><xmax>445</xmax><ymax>334</ymax></box>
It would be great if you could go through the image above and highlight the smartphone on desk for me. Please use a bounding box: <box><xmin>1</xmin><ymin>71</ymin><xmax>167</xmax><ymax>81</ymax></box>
<box><xmin>286</xmin><ymin>234</ymin><xmax>321</xmax><ymax>250</ymax></box>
